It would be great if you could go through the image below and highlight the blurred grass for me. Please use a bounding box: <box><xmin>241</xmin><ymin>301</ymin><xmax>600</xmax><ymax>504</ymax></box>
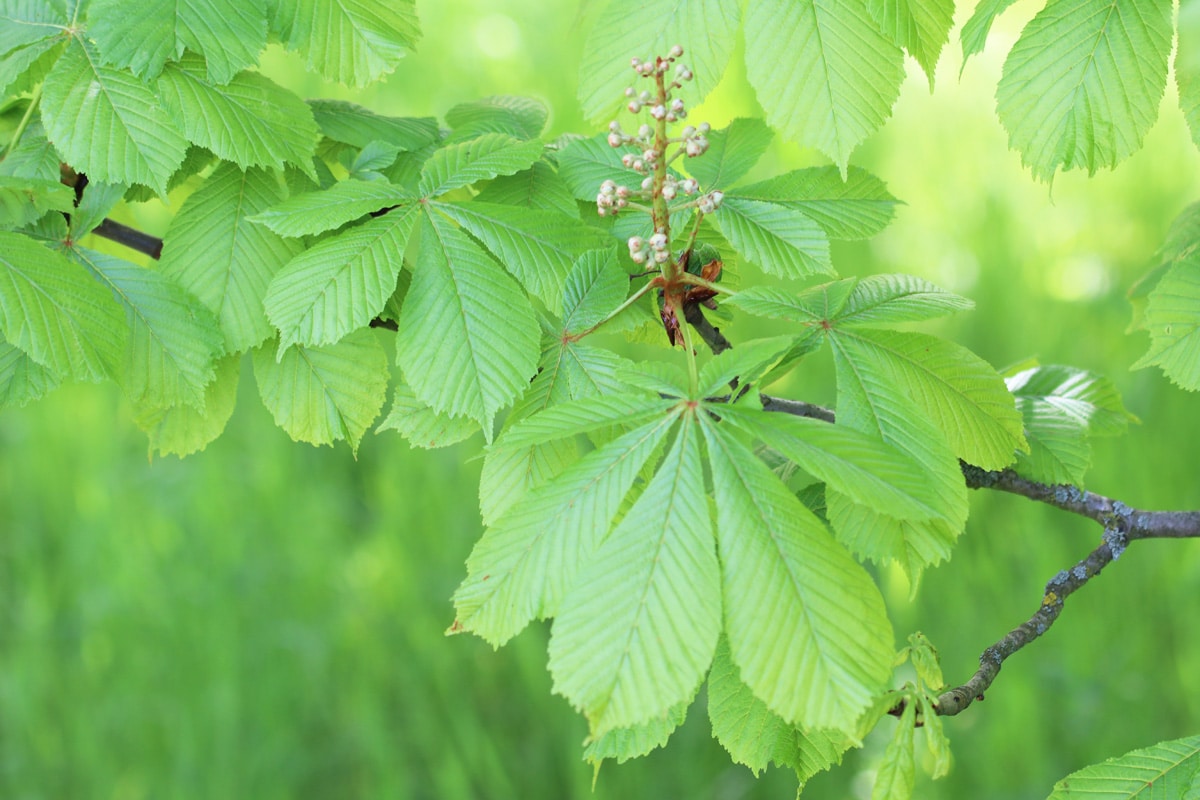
<box><xmin>4</xmin><ymin>1</ymin><xmax>1200</xmax><ymax>798</ymax></box>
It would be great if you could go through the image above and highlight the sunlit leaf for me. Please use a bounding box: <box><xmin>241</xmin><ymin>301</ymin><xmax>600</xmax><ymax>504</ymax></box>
<box><xmin>996</xmin><ymin>0</ymin><xmax>1172</xmax><ymax>181</ymax></box>
<box><xmin>872</xmin><ymin>705</ymin><xmax>916</xmax><ymax>800</ymax></box>
<box><xmin>419</xmin><ymin>133</ymin><xmax>544</xmax><ymax>197</ymax></box>
<box><xmin>0</xmin><ymin>336</ymin><xmax>60</xmax><ymax>407</ymax></box>
<box><xmin>134</xmin><ymin>353</ymin><xmax>240</xmax><ymax>458</ymax></box>
<box><xmin>307</xmin><ymin>99</ymin><xmax>438</xmax><ymax>150</ymax></box>
<box><xmin>273</xmin><ymin>0</ymin><xmax>420</xmax><ymax>87</ymax></box>
<box><xmin>835</xmin><ymin>274</ymin><xmax>974</xmax><ymax>326</ymax></box>
<box><xmin>868</xmin><ymin>0</ymin><xmax>954</xmax><ymax>84</ymax></box>
<box><xmin>1134</xmin><ymin>251</ymin><xmax>1200</xmax><ymax>390</ymax></box>
<box><xmin>0</xmin><ymin>176</ymin><xmax>73</xmax><ymax>229</ymax></box>
<box><xmin>686</xmin><ymin>117</ymin><xmax>773</xmax><ymax>190</ymax></box>
<box><xmin>713</xmin><ymin>197</ymin><xmax>832</xmax><ymax>278</ymax></box>
<box><xmin>584</xmin><ymin>702</ymin><xmax>689</xmax><ymax>766</ymax></box>
<box><xmin>250</xmin><ymin>180</ymin><xmax>414</xmax><ymax>238</ymax></box>
<box><xmin>550</xmin><ymin>412</ymin><xmax>720</xmax><ymax>736</ymax></box>
<box><xmin>377</xmin><ymin>382</ymin><xmax>480</xmax><ymax>449</ymax></box>
<box><xmin>474</xmin><ymin>159</ymin><xmax>580</xmax><ymax>218</ymax></box>
<box><xmin>744</xmin><ymin>0</ymin><xmax>904</xmax><ymax>174</ymax></box>
<box><xmin>961</xmin><ymin>0</ymin><xmax>1018</xmax><ymax>65</ymax></box>
<box><xmin>253</xmin><ymin>330</ymin><xmax>388</xmax><ymax>453</ymax></box>
<box><xmin>445</xmin><ymin>95</ymin><xmax>548</xmax><ymax>141</ymax></box>
<box><xmin>732</xmin><ymin>167</ymin><xmax>900</xmax><ymax>241</ymax></box>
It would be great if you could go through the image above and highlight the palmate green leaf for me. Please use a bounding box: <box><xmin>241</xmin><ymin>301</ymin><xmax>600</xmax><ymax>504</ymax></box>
<box><xmin>453</xmin><ymin>412</ymin><xmax>678</xmax><ymax>645</ymax></box>
<box><xmin>744</xmin><ymin>0</ymin><xmax>904</xmax><ymax>175</ymax></box>
<box><xmin>431</xmin><ymin>201</ymin><xmax>609</xmax><ymax>309</ymax></box>
<box><xmin>156</xmin><ymin>54</ymin><xmax>320</xmax><ymax>178</ymax></box>
<box><xmin>732</xmin><ymin>167</ymin><xmax>900</xmax><ymax>241</ymax></box>
<box><xmin>0</xmin><ymin>176</ymin><xmax>73</xmax><ymax>229</ymax></box>
<box><xmin>253</xmin><ymin>330</ymin><xmax>387</xmax><ymax>453</ymax></box>
<box><xmin>161</xmin><ymin>163</ymin><xmax>303</xmax><ymax>353</ymax></box>
<box><xmin>835</xmin><ymin>274</ymin><xmax>974</xmax><ymax>326</ymax></box>
<box><xmin>250</xmin><ymin>180</ymin><xmax>414</xmax><ymax>238</ymax></box>
<box><xmin>1134</xmin><ymin>251</ymin><xmax>1200</xmax><ymax>389</ymax></box>
<box><xmin>830</xmin><ymin>328</ymin><xmax>1025</xmax><ymax>469</ymax></box>
<box><xmin>377</xmin><ymin>382</ymin><xmax>480</xmax><ymax>449</ymax></box>
<box><xmin>686</xmin><ymin>118</ymin><xmax>773</xmax><ymax>190</ymax></box>
<box><xmin>40</xmin><ymin>38</ymin><xmax>187</xmax><ymax>196</ymax></box>
<box><xmin>578</xmin><ymin>0</ymin><xmax>740</xmax><ymax>123</ymax></box>
<box><xmin>133</xmin><ymin>353</ymin><xmax>240</xmax><ymax>458</ymax></box>
<box><xmin>961</xmin><ymin>0</ymin><xmax>1019</xmax><ymax>64</ymax></box>
<box><xmin>496</xmin><ymin>394</ymin><xmax>676</xmax><ymax>450</ymax></box>
<box><xmin>557</xmin><ymin>133</ymin><xmax>645</xmax><ymax>202</ymax></box>
<box><xmin>445</xmin><ymin>95</ymin><xmax>548</xmax><ymax>141</ymax></box>
<box><xmin>273</xmin><ymin>0</ymin><xmax>420</xmax><ymax>87</ymax></box>
<box><xmin>726</xmin><ymin>278</ymin><xmax>857</xmax><ymax>325</ymax></box>
<box><xmin>583</xmin><ymin>702</ymin><xmax>689</xmax><ymax>766</ymax></box>
<box><xmin>713</xmin><ymin>197</ymin><xmax>832</xmax><ymax>279</ymax></box>
<box><xmin>996</xmin><ymin>0</ymin><xmax>1172</xmax><ymax>182</ymax></box>
<box><xmin>0</xmin><ymin>1</ymin><xmax>66</xmax><ymax>55</ymax></box>
<box><xmin>70</xmin><ymin>247</ymin><xmax>223</xmax><ymax>412</ymax></box>
<box><xmin>1178</xmin><ymin>0</ymin><xmax>1200</xmax><ymax>152</ymax></box>
<box><xmin>0</xmin><ymin>337</ymin><xmax>60</xmax><ymax>407</ymax></box>
<box><xmin>1046</xmin><ymin>734</ymin><xmax>1200</xmax><ymax>799</ymax></box>
<box><xmin>86</xmin><ymin>0</ymin><xmax>266</xmax><ymax>83</ymax></box>
<box><xmin>701</xmin><ymin>416</ymin><xmax>893</xmax><ymax>731</ymax></box>
<box><xmin>474</xmin><ymin>159</ymin><xmax>580</xmax><ymax>219</ymax></box>
<box><xmin>696</xmin><ymin>335</ymin><xmax>795</xmax><ymax>396</ymax></box>
<box><xmin>418</xmin><ymin>133</ymin><xmax>544</xmax><ymax>198</ymax></box>
<box><xmin>307</xmin><ymin>99</ymin><xmax>438</xmax><ymax>151</ymax></box>
<box><xmin>396</xmin><ymin>211</ymin><xmax>539</xmax><ymax>428</ymax></box>
<box><xmin>561</xmin><ymin>248</ymin><xmax>627</xmax><ymax>334</ymax></box>
<box><xmin>265</xmin><ymin>203</ymin><xmax>419</xmax><ymax>351</ymax></box>
<box><xmin>872</xmin><ymin>705</ymin><xmax>917</xmax><ymax>800</ymax></box>
<box><xmin>708</xmin><ymin>638</ymin><xmax>852</xmax><ymax>783</ymax></box>
<box><xmin>718</xmin><ymin>405</ymin><xmax>945</xmax><ymax>523</ymax></box>
<box><xmin>550</xmin><ymin>411</ymin><xmax>720</xmax><ymax>737</ymax></box>
<box><xmin>867</xmin><ymin>0</ymin><xmax>955</xmax><ymax>85</ymax></box>
<box><xmin>0</xmin><ymin>230</ymin><xmax>124</xmax><ymax>382</ymax></box>
<box><xmin>826</xmin><ymin>337</ymin><xmax>967</xmax><ymax>580</ymax></box>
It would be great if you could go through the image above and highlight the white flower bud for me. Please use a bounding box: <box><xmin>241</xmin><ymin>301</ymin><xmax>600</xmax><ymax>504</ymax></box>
<box><xmin>624</xmin><ymin>87</ymin><xmax>636</xmax><ymax>98</ymax></box>
<box><xmin>699</xmin><ymin>199</ymin><xmax>714</xmax><ymax>214</ymax></box>
<box><xmin>709</xmin><ymin>190</ymin><xmax>724</xmax><ymax>209</ymax></box>
<box><xmin>686</xmin><ymin>139</ymin><xmax>703</xmax><ymax>157</ymax></box>
<box><xmin>600</xmin><ymin>179</ymin><xmax>616</xmax><ymax>195</ymax></box>
<box><xmin>641</xmin><ymin>176</ymin><xmax>654</xmax><ymax>191</ymax></box>
<box><xmin>681</xmin><ymin>178</ymin><xmax>698</xmax><ymax>195</ymax></box>
<box><xmin>627</xmin><ymin>100</ymin><xmax>642</xmax><ymax>114</ymax></box>
<box><xmin>649</xmin><ymin>232</ymin><xmax>668</xmax><ymax>250</ymax></box>
<box><xmin>682</xmin><ymin>125</ymin><xmax>696</xmax><ymax>138</ymax></box>
<box><xmin>670</xmin><ymin>98</ymin><xmax>685</xmax><ymax>113</ymax></box>
<box><xmin>665</xmin><ymin>112</ymin><xmax>677</xmax><ymax>123</ymax></box>
<box><xmin>638</xmin><ymin>124</ymin><xmax>653</xmax><ymax>139</ymax></box>
<box><xmin>632</xmin><ymin>159</ymin><xmax>644</xmax><ymax>172</ymax></box>
<box><xmin>650</xmin><ymin>104</ymin><xmax>667</xmax><ymax>120</ymax></box>
<box><xmin>621</xmin><ymin>153</ymin><xmax>636</xmax><ymax>168</ymax></box>
<box><xmin>654</xmin><ymin>249</ymin><xmax>670</xmax><ymax>263</ymax></box>
<box><xmin>669</xmin><ymin>44</ymin><xmax>684</xmax><ymax>58</ymax></box>
<box><xmin>628</xmin><ymin>236</ymin><xmax>644</xmax><ymax>252</ymax></box>
<box><xmin>676</xmin><ymin>65</ymin><xmax>693</xmax><ymax>81</ymax></box>
<box><xmin>697</xmin><ymin>122</ymin><xmax>710</xmax><ymax>133</ymax></box>
<box><xmin>607</xmin><ymin>132</ymin><xmax>623</xmax><ymax>148</ymax></box>
<box><xmin>616</xmin><ymin>185</ymin><xmax>630</xmax><ymax>198</ymax></box>
<box><xmin>630</xmin><ymin>250</ymin><xmax>647</xmax><ymax>263</ymax></box>
<box><xmin>662</xmin><ymin>184</ymin><xmax>676</xmax><ymax>200</ymax></box>
<box><xmin>631</xmin><ymin>57</ymin><xmax>641</xmax><ymax>69</ymax></box>
<box><xmin>643</xmin><ymin>148</ymin><xmax>658</xmax><ymax>162</ymax></box>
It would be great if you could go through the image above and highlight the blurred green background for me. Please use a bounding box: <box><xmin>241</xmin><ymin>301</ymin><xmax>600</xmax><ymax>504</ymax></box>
<box><xmin>3</xmin><ymin>2</ymin><xmax>1200</xmax><ymax>798</ymax></box>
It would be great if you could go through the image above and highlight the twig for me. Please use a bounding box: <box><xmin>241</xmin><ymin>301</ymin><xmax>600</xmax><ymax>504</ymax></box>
<box><xmin>91</xmin><ymin>218</ymin><xmax>164</xmax><ymax>260</ymax></box>
<box><xmin>681</xmin><ymin>301</ymin><xmax>731</xmax><ymax>354</ymax></box>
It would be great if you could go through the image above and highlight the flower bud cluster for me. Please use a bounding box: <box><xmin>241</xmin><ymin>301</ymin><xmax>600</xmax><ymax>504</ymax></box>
<box><xmin>627</xmin><ymin>231</ymin><xmax>672</xmax><ymax>265</ymax></box>
<box><xmin>680</xmin><ymin>121</ymin><xmax>710</xmax><ymax>157</ymax></box>
<box><xmin>697</xmin><ymin>190</ymin><xmax>724</xmax><ymax>214</ymax></box>
<box><xmin>595</xmin><ymin>178</ymin><xmax>634</xmax><ymax>216</ymax></box>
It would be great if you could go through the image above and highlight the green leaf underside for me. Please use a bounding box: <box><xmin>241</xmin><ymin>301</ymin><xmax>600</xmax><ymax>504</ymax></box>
<box><xmin>561</xmin><ymin>248</ymin><xmax>627</xmax><ymax>334</ymax></box>
<box><xmin>377</xmin><ymin>382</ymin><xmax>479</xmax><ymax>449</ymax></box>
<box><xmin>251</xmin><ymin>180</ymin><xmax>414</xmax><ymax>238</ymax></box>
<box><xmin>0</xmin><ymin>338</ymin><xmax>60</xmax><ymax>407</ymax></box>
<box><xmin>550</xmin><ymin>412</ymin><xmax>720</xmax><ymax>736</ymax></box>
<box><xmin>996</xmin><ymin>0</ymin><xmax>1172</xmax><ymax>181</ymax></box>
<box><xmin>868</xmin><ymin>0</ymin><xmax>954</xmax><ymax>83</ymax></box>
<box><xmin>87</xmin><ymin>0</ymin><xmax>265</xmax><ymax>83</ymax></box>
<box><xmin>827</xmin><ymin>337</ymin><xmax>969</xmax><ymax>578</ymax></box>
<box><xmin>0</xmin><ymin>176</ymin><xmax>74</xmax><ymax>229</ymax></box>
<box><xmin>732</xmin><ymin>167</ymin><xmax>900</xmax><ymax>241</ymax></box>
<box><xmin>1179</xmin><ymin>0</ymin><xmax>1200</xmax><ymax>152</ymax></box>
<box><xmin>872</xmin><ymin>705</ymin><xmax>916</xmax><ymax>800</ymax></box>
<box><xmin>714</xmin><ymin>197</ymin><xmax>832</xmax><ymax>278</ymax></box>
<box><xmin>727</xmin><ymin>279</ymin><xmax>857</xmax><ymax>324</ymax></box>
<box><xmin>836</xmin><ymin>274</ymin><xmax>974</xmax><ymax>326</ymax></box>
<box><xmin>1046</xmin><ymin>734</ymin><xmax>1200</xmax><ymax>799</ymax></box>
<box><xmin>686</xmin><ymin>118</ymin><xmax>773</xmax><ymax>191</ymax></box>
<box><xmin>477</xmin><ymin>338</ymin><xmax>631</xmax><ymax>525</ymax></box>
<box><xmin>717</xmin><ymin>406</ymin><xmax>945</xmax><ymax>522</ymax></box>
<box><xmin>496</xmin><ymin>394</ymin><xmax>677</xmax><ymax>450</ymax></box>
<box><xmin>0</xmin><ymin>36</ymin><xmax>63</xmax><ymax>99</ymax></box>
<box><xmin>396</xmin><ymin>211</ymin><xmax>539</xmax><ymax>427</ymax></box>
<box><xmin>0</xmin><ymin>2</ymin><xmax>66</xmax><ymax>55</ymax></box>
<box><xmin>701</xmin><ymin>416</ymin><xmax>893</xmax><ymax>731</ymax></box>
<box><xmin>70</xmin><ymin>247</ymin><xmax>223</xmax><ymax>413</ymax></box>
<box><xmin>432</xmin><ymin>201</ymin><xmax>609</xmax><ymax>310</ymax></box>
<box><xmin>307</xmin><ymin>99</ymin><xmax>438</xmax><ymax>151</ymax></box>
<box><xmin>1134</xmin><ymin>253</ymin><xmax>1200</xmax><ymax>390</ymax></box>
<box><xmin>419</xmin><ymin>133</ymin><xmax>544</xmax><ymax>197</ymax></box>
<box><xmin>830</xmin><ymin>328</ymin><xmax>1025</xmax><ymax>469</ymax></box>
<box><xmin>1006</xmin><ymin>363</ymin><xmax>1134</xmax><ymax>478</ymax></box>
<box><xmin>454</xmin><ymin>412</ymin><xmax>679</xmax><ymax>645</ymax></box>
<box><xmin>156</xmin><ymin>54</ymin><xmax>319</xmax><ymax>177</ymax></box>
<box><xmin>474</xmin><ymin>159</ymin><xmax>580</xmax><ymax>218</ymax></box>
<box><xmin>696</xmin><ymin>336</ymin><xmax>795</xmax><ymax>396</ymax></box>
<box><xmin>265</xmin><ymin>204</ymin><xmax>419</xmax><ymax>351</ymax></box>
<box><xmin>134</xmin><ymin>353</ymin><xmax>240</xmax><ymax>457</ymax></box>
<box><xmin>161</xmin><ymin>164</ymin><xmax>302</xmax><ymax>353</ymax></box>
<box><xmin>584</xmin><ymin>702</ymin><xmax>689</xmax><ymax>765</ymax></box>
<box><xmin>253</xmin><ymin>330</ymin><xmax>387</xmax><ymax>452</ymax></box>
<box><xmin>0</xmin><ymin>123</ymin><xmax>61</xmax><ymax>182</ymax></box>
<box><xmin>445</xmin><ymin>95</ymin><xmax>548</xmax><ymax>141</ymax></box>
<box><xmin>557</xmin><ymin>134</ymin><xmax>646</xmax><ymax>201</ymax></box>
<box><xmin>744</xmin><ymin>0</ymin><xmax>904</xmax><ymax>174</ymax></box>
<box><xmin>275</xmin><ymin>0</ymin><xmax>420</xmax><ymax>87</ymax></box>
<box><xmin>578</xmin><ymin>0</ymin><xmax>740</xmax><ymax>123</ymax></box>
<box><xmin>0</xmin><ymin>231</ymin><xmax>124</xmax><ymax>382</ymax></box>
<box><xmin>41</xmin><ymin>38</ymin><xmax>187</xmax><ymax>196</ymax></box>
<box><xmin>961</xmin><ymin>0</ymin><xmax>1019</xmax><ymax>64</ymax></box>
